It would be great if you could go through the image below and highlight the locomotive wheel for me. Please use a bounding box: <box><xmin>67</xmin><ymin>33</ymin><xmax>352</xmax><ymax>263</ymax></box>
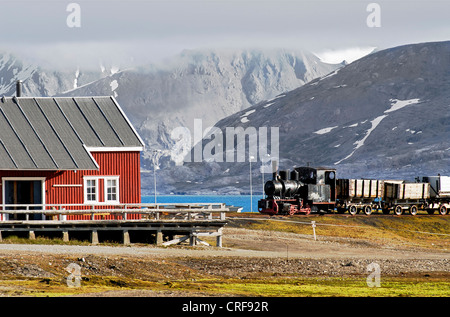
<box><xmin>439</xmin><ymin>205</ymin><xmax>448</xmax><ymax>215</ymax></box>
<box><xmin>409</xmin><ymin>205</ymin><xmax>418</xmax><ymax>216</ymax></box>
<box><xmin>349</xmin><ymin>205</ymin><xmax>358</xmax><ymax>216</ymax></box>
<box><xmin>394</xmin><ymin>205</ymin><xmax>403</xmax><ymax>216</ymax></box>
<box><xmin>363</xmin><ymin>205</ymin><xmax>372</xmax><ymax>215</ymax></box>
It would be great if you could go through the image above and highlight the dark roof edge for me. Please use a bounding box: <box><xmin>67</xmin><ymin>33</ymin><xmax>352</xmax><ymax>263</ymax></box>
<box><xmin>109</xmin><ymin>96</ymin><xmax>146</xmax><ymax>150</ymax></box>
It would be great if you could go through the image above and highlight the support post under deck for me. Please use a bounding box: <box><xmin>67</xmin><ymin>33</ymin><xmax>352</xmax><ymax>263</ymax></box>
<box><xmin>91</xmin><ymin>230</ymin><xmax>99</xmax><ymax>245</ymax></box>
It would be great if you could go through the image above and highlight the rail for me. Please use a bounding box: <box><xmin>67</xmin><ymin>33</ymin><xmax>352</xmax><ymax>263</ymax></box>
<box><xmin>0</xmin><ymin>203</ymin><xmax>228</xmax><ymax>221</ymax></box>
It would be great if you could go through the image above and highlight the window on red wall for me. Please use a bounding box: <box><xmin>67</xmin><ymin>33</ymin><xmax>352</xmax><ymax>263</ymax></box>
<box><xmin>84</xmin><ymin>178</ymin><xmax>98</xmax><ymax>203</ymax></box>
<box><xmin>83</xmin><ymin>176</ymin><xmax>120</xmax><ymax>204</ymax></box>
<box><xmin>105</xmin><ymin>177</ymin><xmax>120</xmax><ymax>203</ymax></box>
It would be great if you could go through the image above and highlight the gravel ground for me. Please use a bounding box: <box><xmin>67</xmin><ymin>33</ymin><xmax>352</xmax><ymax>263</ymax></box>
<box><xmin>0</xmin><ymin>226</ymin><xmax>448</xmax><ymax>297</ymax></box>
<box><xmin>0</xmin><ymin>227</ymin><xmax>447</xmax><ymax>260</ymax></box>
<box><xmin>0</xmin><ymin>227</ymin><xmax>447</xmax><ymax>277</ymax></box>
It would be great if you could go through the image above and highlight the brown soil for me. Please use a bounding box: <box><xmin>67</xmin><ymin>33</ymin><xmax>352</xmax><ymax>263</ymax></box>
<box><xmin>0</xmin><ymin>216</ymin><xmax>448</xmax><ymax>297</ymax></box>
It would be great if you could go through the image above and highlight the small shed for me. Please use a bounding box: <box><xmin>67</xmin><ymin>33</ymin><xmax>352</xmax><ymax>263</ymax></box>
<box><xmin>0</xmin><ymin>95</ymin><xmax>144</xmax><ymax>220</ymax></box>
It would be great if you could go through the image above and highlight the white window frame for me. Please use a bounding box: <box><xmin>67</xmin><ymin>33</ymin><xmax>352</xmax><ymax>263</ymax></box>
<box><xmin>83</xmin><ymin>176</ymin><xmax>120</xmax><ymax>204</ymax></box>
<box><xmin>104</xmin><ymin>176</ymin><xmax>120</xmax><ymax>204</ymax></box>
<box><xmin>83</xmin><ymin>177</ymin><xmax>99</xmax><ymax>204</ymax></box>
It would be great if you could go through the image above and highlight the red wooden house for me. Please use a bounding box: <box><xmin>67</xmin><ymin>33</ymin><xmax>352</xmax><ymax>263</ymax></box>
<box><xmin>0</xmin><ymin>95</ymin><xmax>144</xmax><ymax>220</ymax></box>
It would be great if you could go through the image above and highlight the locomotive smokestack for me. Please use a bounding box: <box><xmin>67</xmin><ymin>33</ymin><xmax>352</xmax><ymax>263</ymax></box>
<box><xmin>16</xmin><ymin>80</ymin><xmax>22</xmax><ymax>97</ymax></box>
<box><xmin>272</xmin><ymin>160</ymin><xmax>278</xmax><ymax>180</ymax></box>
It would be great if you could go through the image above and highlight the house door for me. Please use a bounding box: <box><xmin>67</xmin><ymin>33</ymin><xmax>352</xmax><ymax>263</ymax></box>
<box><xmin>4</xmin><ymin>179</ymin><xmax>44</xmax><ymax>220</ymax></box>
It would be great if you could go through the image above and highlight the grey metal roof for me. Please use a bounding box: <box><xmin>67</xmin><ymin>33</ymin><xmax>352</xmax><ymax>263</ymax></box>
<box><xmin>0</xmin><ymin>96</ymin><xmax>144</xmax><ymax>170</ymax></box>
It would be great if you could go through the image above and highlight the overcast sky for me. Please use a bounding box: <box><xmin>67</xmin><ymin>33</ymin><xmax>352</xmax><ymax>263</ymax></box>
<box><xmin>1</xmin><ymin>0</ymin><xmax>449</xmax><ymax>68</ymax></box>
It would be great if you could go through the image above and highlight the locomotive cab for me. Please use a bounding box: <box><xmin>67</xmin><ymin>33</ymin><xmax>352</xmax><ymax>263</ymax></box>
<box><xmin>294</xmin><ymin>166</ymin><xmax>336</xmax><ymax>204</ymax></box>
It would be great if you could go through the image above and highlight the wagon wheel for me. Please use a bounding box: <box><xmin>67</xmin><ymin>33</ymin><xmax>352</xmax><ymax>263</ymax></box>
<box><xmin>409</xmin><ymin>205</ymin><xmax>418</xmax><ymax>216</ymax></box>
<box><xmin>349</xmin><ymin>205</ymin><xmax>358</xmax><ymax>216</ymax></box>
<box><xmin>439</xmin><ymin>205</ymin><xmax>448</xmax><ymax>215</ymax></box>
<box><xmin>363</xmin><ymin>205</ymin><xmax>372</xmax><ymax>215</ymax></box>
<box><xmin>394</xmin><ymin>205</ymin><xmax>403</xmax><ymax>216</ymax></box>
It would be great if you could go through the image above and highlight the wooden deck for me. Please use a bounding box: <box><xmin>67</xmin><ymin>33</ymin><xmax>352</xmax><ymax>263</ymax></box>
<box><xmin>0</xmin><ymin>203</ymin><xmax>229</xmax><ymax>247</ymax></box>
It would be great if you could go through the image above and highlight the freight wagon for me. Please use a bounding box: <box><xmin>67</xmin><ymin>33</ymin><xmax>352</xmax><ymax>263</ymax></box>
<box><xmin>336</xmin><ymin>179</ymin><xmax>385</xmax><ymax>215</ymax></box>
<box><xmin>382</xmin><ymin>181</ymin><xmax>430</xmax><ymax>215</ymax></box>
<box><xmin>417</xmin><ymin>175</ymin><xmax>450</xmax><ymax>215</ymax></box>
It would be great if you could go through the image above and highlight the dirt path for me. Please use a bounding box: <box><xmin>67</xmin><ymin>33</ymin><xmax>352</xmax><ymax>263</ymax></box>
<box><xmin>0</xmin><ymin>227</ymin><xmax>447</xmax><ymax>260</ymax></box>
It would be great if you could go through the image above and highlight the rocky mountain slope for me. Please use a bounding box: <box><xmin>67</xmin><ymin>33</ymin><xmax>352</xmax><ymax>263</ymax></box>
<box><xmin>0</xmin><ymin>52</ymin><xmax>118</xmax><ymax>97</ymax></box>
<box><xmin>168</xmin><ymin>41</ymin><xmax>450</xmax><ymax>194</ymax></box>
<box><xmin>59</xmin><ymin>48</ymin><xmax>340</xmax><ymax>168</ymax></box>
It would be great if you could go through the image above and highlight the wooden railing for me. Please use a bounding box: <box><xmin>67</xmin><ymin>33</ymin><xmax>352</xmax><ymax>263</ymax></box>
<box><xmin>0</xmin><ymin>203</ymin><xmax>228</xmax><ymax>221</ymax></box>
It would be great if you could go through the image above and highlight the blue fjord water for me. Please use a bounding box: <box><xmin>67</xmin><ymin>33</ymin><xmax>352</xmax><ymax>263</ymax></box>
<box><xmin>142</xmin><ymin>195</ymin><xmax>262</xmax><ymax>212</ymax></box>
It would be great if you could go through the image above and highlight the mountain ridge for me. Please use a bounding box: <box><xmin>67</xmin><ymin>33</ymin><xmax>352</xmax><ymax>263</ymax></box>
<box><xmin>58</xmin><ymin>48</ymin><xmax>342</xmax><ymax>169</ymax></box>
<box><xmin>0</xmin><ymin>51</ymin><xmax>122</xmax><ymax>97</ymax></box>
<box><xmin>164</xmin><ymin>41</ymin><xmax>450</xmax><ymax>194</ymax></box>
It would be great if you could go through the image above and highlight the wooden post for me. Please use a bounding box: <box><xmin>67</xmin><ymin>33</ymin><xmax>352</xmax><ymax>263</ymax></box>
<box><xmin>123</xmin><ymin>230</ymin><xmax>130</xmax><ymax>245</ymax></box>
<box><xmin>0</xmin><ymin>231</ymin><xmax>2</xmax><ymax>242</ymax></box>
<box><xmin>311</xmin><ymin>221</ymin><xmax>317</xmax><ymax>241</ymax></box>
<box><xmin>91</xmin><ymin>230</ymin><xmax>99</xmax><ymax>245</ymax></box>
<box><xmin>29</xmin><ymin>231</ymin><xmax>36</xmax><ymax>240</ymax></box>
<box><xmin>216</xmin><ymin>228</ymin><xmax>223</xmax><ymax>248</ymax></box>
<box><xmin>156</xmin><ymin>230</ymin><xmax>163</xmax><ymax>245</ymax></box>
<box><xmin>189</xmin><ymin>233</ymin><xmax>195</xmax><ymax>246</ymax></box>
<box><xmin>62</xmin><ymin>230</ymin><xmax>69</xmax><ymax>242</ymax></box>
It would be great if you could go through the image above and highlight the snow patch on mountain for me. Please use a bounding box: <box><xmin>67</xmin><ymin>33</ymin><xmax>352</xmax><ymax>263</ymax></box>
<box><xmin>318</xmin><ymin>69</ymin><xmax>340</xmax><ymax>81</ymax></box>
<box><xmin>110</xmin><ymin>79</ymin><xmax>119</xmax><ymax>97</ymax></box>
<box><xmin>335</xmin><ymin>115</ymin><xmax>387</xmax><ymax>165</ymax></box>
<box><xmin>314</xmin><ymin>126</ymin><xmax>338</xmax><ymax>135</ymax></box>
<box><xmin>240</xmin><ymin>109</ymin><xmax>256</xmax><ymax>122</ymax></box>
<box><xmin>241</xmin><ymin>109</ymin><xmax>256</xmax><ymax>117</ymax></box>
<box><xmin>334</xmin><ymin>98</ymin><xmax>423</xmax><ymax>165</ymax></box>
<box><xmin>110</xmin><ymin>80</ymin><xmax>118</xmax><ymax>91</ymax></box>
<box><xmin>240</xmin><ymin>117</ymin><xmax>249</xmax><ymax>123</ymax></box>
<box><xmin>73</xmin><ymin>67</ymin><xmax>80</xmax><ymax>89</ymax></box>
<box><xmin>385</xmin><ymin>98</ymin><xmax>420</xmax><ymax>113</ymax></box>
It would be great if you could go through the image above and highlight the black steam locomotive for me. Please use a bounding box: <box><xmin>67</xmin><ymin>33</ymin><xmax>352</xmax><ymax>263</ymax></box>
<box><xmin>258</xmin><ymin>166</ymin><xmax>450</xmax><ymax>216</ymax></box>
<box><xmin>258</xmin><ymin>166</ymin><xmax>337</xmax><ymax>215</ymax></box>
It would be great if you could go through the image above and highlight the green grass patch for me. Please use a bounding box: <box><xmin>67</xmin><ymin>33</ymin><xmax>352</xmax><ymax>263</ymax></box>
<box><xmin>0</xmin><ymin>235</ymin><xmax>92</xmax><ymax>246</ymax></box>
<box><xmin>1</xmin><ymin>273</ymin><xmax>448</xmax><ymax>297</ymax></box>
<box><xmin>192</xmin><ymin>276</ymin><xmax>450</xmax><ymax>297</ymax></box>
<box><xmin>233</xmin><ymin>214</ymin><xmax>450</xmax><ymax>250</ymax></box>
<box><xmin>0</xmin><ymin>277</ymin><xmax>125</xmax><ymax>297</ymax></box>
